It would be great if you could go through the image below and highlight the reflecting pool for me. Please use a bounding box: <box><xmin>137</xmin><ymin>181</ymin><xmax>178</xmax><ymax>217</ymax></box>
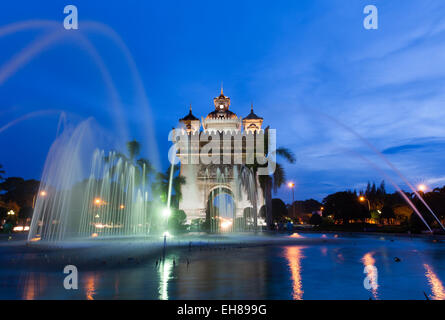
<box><xmin>0</xmin><ymin>233</ymin><xmax>444</xmax><ymax>299</ymax></box>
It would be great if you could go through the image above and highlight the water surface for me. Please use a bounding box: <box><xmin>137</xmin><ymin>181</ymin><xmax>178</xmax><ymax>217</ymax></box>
<box><xmin>1</xmin><ymin>233</ymin><xmax>444</xmax><ymax>300</ymax></box>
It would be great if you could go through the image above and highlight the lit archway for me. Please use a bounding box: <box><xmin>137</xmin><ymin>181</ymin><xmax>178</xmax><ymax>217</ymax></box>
<box><xmin>206</xmin><ymin>186</ymin><xmax>236</xmax><ymax>233</ymax></box>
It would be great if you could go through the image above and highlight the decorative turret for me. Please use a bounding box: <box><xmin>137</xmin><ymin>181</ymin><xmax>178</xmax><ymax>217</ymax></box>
<box><xmin>213</xmin><ymin>85</ymin><xmax>231</xmax><ymax>111</ymax></box>
<box><xmin>206</xmin><ymin>86</ymin><xmax>237</xmax><ymax>120</ymax></box>
<box><xmin>179</xmin><ymin>104</ymin><xmax>200</xmax><ymax>133</ymax></box>
<box><xmin>203</xmin><ymin>88</ymin><xmax>241</xmax><ymax>131</ymax></box>
<box><xmin>242</xmin><ymin>103</ymin><xmax>263</xmax><ymax>133</ymax></box>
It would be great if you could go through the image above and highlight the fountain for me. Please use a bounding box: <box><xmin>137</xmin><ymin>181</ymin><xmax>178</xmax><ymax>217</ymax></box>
<box><xmin>28</xmin><ymin>119</ymin><xmax>154</xmax><ymax>242</ymax></box>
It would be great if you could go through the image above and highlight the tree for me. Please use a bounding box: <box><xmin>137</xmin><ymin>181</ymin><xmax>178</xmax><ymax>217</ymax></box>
<box><xmin>272</xmin><ymin>198</ymin><xmax>288</xmax><ymax>222</ymax></box>
<box><xmin>409</xmin><ymin>212</ymin><xmax>428</xmax><ymax>233</ymax></box>
<box><xmin>0</xmin><ymin>164</ymin><xmax>5</xmax><ymax>181</ymax></box>
<box><xmin>0</xmin><ymin>177</ymin><xmax>40</xmax><ymax>219</ymax></box>
<box><xmin>241</xmin><ymin>127</ymin><xmax>296</xmax><ymax>229</ymax></box>
<box><xmin>309</xmin><ymin>213</ymin><xmax>322</xmax><ymax>226</ymax></box>
<box><xmin>153</xmin><ymin>165</ymin><xmax>186</xmax><ymax>207</ymax></box>
<box><xmin>393</xmin><ymin>204</ymin><xmax>412</xmax><ymax>223</ymax></box>
<box><xmin>168</xmin><ymin>208</ymin><xmax>187</xmax><ymax>233</ymax></box>
<box><xmin>267</xmin><ymin>148</ymin><xmax>295</xmax><ymax>226</ymax></box>
<box><xmin>256</xmin><ymin>142</ymin><xmax>296</xmax><ymax>228</ymax></box>
<box><xmin>380</xmin><ymin>205</ymin><xmax>395</xmax><ymax>224</ymax></box>
<box><xmin>291</xmin><ymin>199</ymin><xmax>323</xmax><ymax>216</ymax></box>
<box><xmin>414</xmin><ymin>190</ymin><xmax>445</xmax><ymax>226</ymax></box>
<box><xmin>104</xmin><ymin>139</ymin><xmax>155</xmax><ymax>188</ymax></box>
<box><xmin>322</xmin><ymin>191</ymin><xmax>370</xmax><ymax>224</ymax></box>
<box><xmin>363</xmin><ymin>180</ymin><xmax>386</xmax><ymax>211</ymax></box>
<box><xmin>126</xmin><ymin>140</ymin><xmax>141</xmax><ymax>161</ymax></box>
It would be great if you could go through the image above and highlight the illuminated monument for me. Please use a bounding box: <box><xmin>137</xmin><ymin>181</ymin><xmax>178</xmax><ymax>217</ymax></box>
<box><xmin>176</xmin><ymin>88</ymin><xmax>265</xmax><ymax>231</ymax></box>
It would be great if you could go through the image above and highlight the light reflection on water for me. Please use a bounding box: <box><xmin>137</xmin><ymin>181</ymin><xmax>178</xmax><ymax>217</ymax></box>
<box><xmin>158</xmin><ymin>259</ymin><xmax>173</xmax><ymax>300</ymax></box>
<box><xmin>284</xmin><ymin>246</ymin><xmax>305</xmax><ymax>300</ymax></box>
<box><xmin>22</xmin><ymin>273</ymin><xmax>46</xmax><ymax>300</ymax></box>
<box><xmin>424</xmin><ymin>264</ymin><xmax>445</xmax><ymax>300</ymax></box>
<box><xmin>85</xmin><ymin>272</ymin><xmax>97</xmax><ymax>300</ymax></box>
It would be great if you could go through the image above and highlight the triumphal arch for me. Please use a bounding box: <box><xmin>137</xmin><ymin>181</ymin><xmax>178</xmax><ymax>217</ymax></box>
<box><xmin>173</xmin><ymin>89</ymin><xmax>267</xmax><ymax>232</ymax></box>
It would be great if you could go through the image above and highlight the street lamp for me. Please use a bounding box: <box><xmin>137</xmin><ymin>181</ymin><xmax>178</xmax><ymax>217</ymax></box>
<box><xmin>288</xmin><ymin>182</ymin><xmax>295</xmax><ymax>219</ymax></box>
<box><xmin>94</xmin><ymin>197</ymin><xmax>103</xmax><ymax>206</ymax></box>
<box><xmin>32</xmin><ymin>190</ymin><xmax>47</xmax><ymax>209</ymax></box>
<box><xmin>359</xmin><ymin>195</ymin><xmax>371</xmax><ymax>211</ymax></box>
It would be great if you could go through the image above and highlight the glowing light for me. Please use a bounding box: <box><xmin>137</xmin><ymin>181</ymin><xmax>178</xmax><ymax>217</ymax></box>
<box><xmin>284</xmin><ymin>246</ymin><xmax>305</xmax><ymax>300</ymax></box>
<box><xmin>94</xmin><ymin>223</ymin><xmax>104</xmax><ymax>229</ymax></box>
<box><xmin>289</xmin><ymin>233</ymin><xmax>304</xmax><ymax>238</ymax></box>
<box><xmin>418</xmin><ymin>184</ymin><xmax>427</xmax><ymax>192</ymax></box>
<box><xmin>24</xmin><ymin>226</ymin><xmax>29</xmax><ymax>231</ymax></box>
<box><xmin>120</xmin><ymin>204</ymin><xmax>125</xmax><ymax>209</ymax></box>
<box><xmin>13</xmin><ymin>226</ymin><xmax>24</xmax><ymax>231</ymax></box>
<box><xmin>30</xmin><ymin>236</ymin><xmax>41</xmax><ymax>242</ymax></box>
<box><xmin>424</xmin><ymin>264</ymin><xmax>445</xmax><ymax>300</ymax></box>
<box><xmin>257</xmin><ymin>217</ymin><xmax>267</xmax><ymax>226</ymax></box>
<box><xmin>94</xmin><ymin>197</ymin><xmax>103</xmax><ymax>206</ymax></box>
<box><xmin>287</xmin><ymin>182</ymin><xmax>295</xmax><ymax>188</ymax></box>
<box><xmin>220</xmin><ymin>218</ymin><xmax>233</xmax><ymax>230</ymax></box>
<box><xmin>7</xmin><ymin>210</ymin><xmax>15</xmax><ymax>215</ymax></box>
<box><xmin>39</xmin><ymin>190</ymin><xmax>47</xmax><ymax>197</ymax></box>
<box><xmin>162</xmin><ymin>208</ymin><xmax>171</xmax><ymax>217</ymax></box>
<box><xmin>163</xmin><ymin>231</ymin><xmax>171</xmax><ymax>238</ymax></box>
<box><xmin>91</xmin><ymin>233</ymin><xmax>98</xmax><ymax>238</ymax></box>
<box><xmin>359</xmin><ymin>196</ymin><xmax>366</xmax><ymax>202</ymax></box>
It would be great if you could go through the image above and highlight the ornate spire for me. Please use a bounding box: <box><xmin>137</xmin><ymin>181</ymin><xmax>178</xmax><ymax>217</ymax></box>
<box><xmin>213</xmin><ymin>86</ymin><xmax>231</xmax><ymax>111</ymax></box>
<box><xmin>180</xmin><ymin>103</ymin><xmax>198</xmax><ymax>121</ymax></box>
<box><xmin>244</xmin><ymin>102</ymin><xmax>263</xmax><ymax>120</ymax></box>
<box><xmin>221</xmin><ymin>82</ymin><xmax>224</xmax><ymax>95</ymax></box>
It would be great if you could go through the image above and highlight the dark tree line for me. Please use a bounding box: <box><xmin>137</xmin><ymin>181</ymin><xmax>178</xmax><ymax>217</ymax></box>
<box><xmin>0</xmin><ymin>166</ymin><xmax>40</xmax><ymax>226</ymax></box>
<box><xmin>319</xmin><ymin>180</ymin><xmax>445</xmax><ymax>232</ymax></box>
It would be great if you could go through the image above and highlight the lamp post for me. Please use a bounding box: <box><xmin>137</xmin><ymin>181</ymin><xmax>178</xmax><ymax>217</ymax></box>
<box><xmin>288</xmin><ymin>182</ymin><xmax>295</xmax><ymax>219</ymax></box>
<box><xmin>32</xmin><ymin>190</ymin><xmax>47</xmax><ymax>209</ymax></box>
<box><xmin>359</xmin><ymin>195</ymin><xmax>371</xmax><ymax>211</ymax></box>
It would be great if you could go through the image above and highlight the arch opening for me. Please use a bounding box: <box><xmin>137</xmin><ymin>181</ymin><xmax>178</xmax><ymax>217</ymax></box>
<box><xmin>206</xmin><ymin>186</ymin><xmax>236</xmax><ymax>233</ymax></box>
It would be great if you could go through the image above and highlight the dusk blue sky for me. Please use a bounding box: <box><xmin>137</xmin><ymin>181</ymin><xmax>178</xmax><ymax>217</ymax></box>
<box><xmin>1</xmin><ymin>0</ymin><xmax>445</xmax><ymax>202</ymax></box>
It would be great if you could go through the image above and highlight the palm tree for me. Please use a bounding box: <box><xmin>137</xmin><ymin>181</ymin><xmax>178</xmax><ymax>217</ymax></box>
<box><xmin>245</xmin><ymin>128</ymin><xmax>296</xmax><ymax>228</ymax></box>
<box><xmin>153</xmin><ymin>165</ymin><xmax>186</xmax><ymax>207</ymax></box>
<box><xmin>260</xmin><ymin>147</ymin><xmax>296</xmax><ymax>228</ymax></box>
<box><xmin>104</xmin><ymin>140</ymin><xmax>155</xmax><ymax>187</ymax></box>
<box><xmin>127</xmin><ymin>140</ymin><xmax>141</xmax><ymax>162</ymax></box>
